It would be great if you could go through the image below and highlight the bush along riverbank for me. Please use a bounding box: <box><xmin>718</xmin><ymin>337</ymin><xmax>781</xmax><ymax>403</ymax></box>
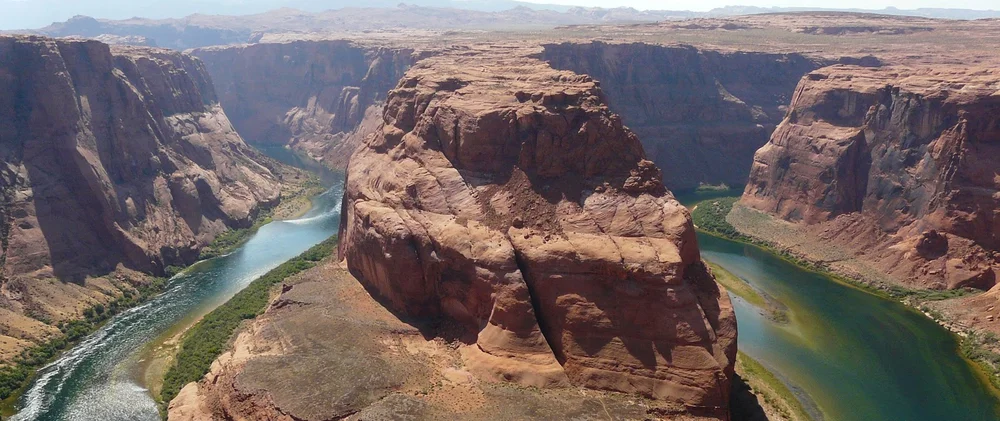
<box><xmin>0</xmin><ymin>276</ymin><xmax>167</xmax><ymax>404</ymax></box>
<box><xmin>158</xmin><ymin>236</ymin><xmax>338</xmax><ymax>406</ymax></box>
<box><xmin>2</xmin><ymin>177</ymin><xmax>326</xmax><ymax>414</ymax></box>
<box><xmin>194</xmin><ymin>213</ymin><xmax>275</xmax><ymax>262</ymax></box>
<box><xmin>691</xmin><ymin>196</ymin><xmax>1000</xmax><ymax>394</ymax></box>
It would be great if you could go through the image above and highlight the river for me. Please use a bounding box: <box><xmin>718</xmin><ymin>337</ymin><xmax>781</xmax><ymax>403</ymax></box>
<box><xmin>8</xmin><ymin>146</ymin><xmax>344</xmax><ymax>421</ymax></box>
<box><xmin>8</xmin><ymin>179</ymin><xmax>999</xmax><ymax>420</ymax></box>
<box><xmin>699</xmin><ymin>231</ymin><xmax>1000</xmax><ymax>420</ymax></box>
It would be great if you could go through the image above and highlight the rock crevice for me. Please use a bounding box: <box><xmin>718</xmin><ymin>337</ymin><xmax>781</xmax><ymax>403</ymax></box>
<box><xmin>742</xmin><ymin>65</ymin><xmax>1000</xmax><ymax>290</ymax></box>
<box><xmin>338</xmin><ymin>46</ymin><xmax>736</xmax><ymax>416</ymax></box>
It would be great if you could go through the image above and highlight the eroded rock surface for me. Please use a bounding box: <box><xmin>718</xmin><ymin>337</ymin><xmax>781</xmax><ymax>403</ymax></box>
<box><xmin>338</xmin><ymin>45</ymin><xmax>736</xmax><ymax>416</ymax></box>
<box><xmin>541</xmin><ymin>42</ymin><xmax>822</xmax><ymax>190</ymax></box>
<box><xmin>741</xmin><ymin>65</ymin><xmax>1000</xmax><ymax>290</ymax></box>
<box><xmin>169</xmin><ymin>261</ymin><xmax>706</xmax><ymax>421</ymax></box>
<box><xmin>191</xmin><ymin>41</ymin><xmax>418</xmax><ymax>168</ymax></box>
<box><xmin>0</xmin><ymin>35</ymin><xmax>281</xmax><ymax>354</ymax></box>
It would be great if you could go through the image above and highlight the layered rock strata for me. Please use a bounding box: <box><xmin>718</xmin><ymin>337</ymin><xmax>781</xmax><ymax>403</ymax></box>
<box><xmin>540</xmin><ymin>42</ymin><xmax>823</xmax><ymax>190</ymax></box>
<box><xmin>191</xmin><ymin>40</ymin><xmax>418</xmax><ymax>168</ymax></box>
<box><xmin>0</xmin><ymin>35</ymin><xmax>281</xmax><ymax>354</ymax></box>
<box><xmin>338</xmin><ymin>46</ymin><xmax>737</xmax><ymax>416</ymax></box>
<box><xmin>169</xmin><ymin>261</ymin><xmax>677</xmax><ymax>421</ymax></box>
<box><xmin>741</xmin><ymin>65</ymin><xmax>1000</xmax><ymax>290</ymax></box>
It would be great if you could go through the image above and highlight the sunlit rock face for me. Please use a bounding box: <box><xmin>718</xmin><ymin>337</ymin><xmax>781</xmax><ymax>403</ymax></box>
<box><xmin>338</xmin><ymin>46</ymin><xmax>737</xmax><ymax>417</ymax></box>
<box><xmin>743</xmin><ymin>65</ymin><xmax>1000</xmax><ymax>290</ymax></box>
<box><xmin>0</xmin><ymin>35</ymin><xmax>280</xmax><ymax>331</ymax></box>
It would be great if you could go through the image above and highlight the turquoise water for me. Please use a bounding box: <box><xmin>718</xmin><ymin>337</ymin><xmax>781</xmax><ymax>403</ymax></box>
<box><xmin>9</xmin><ymin>179</ymin><xmax>999</xmax><ymax>420</ymax></box>
<box><xmin>9</xmin><ymin>149</ymin><xmax>343</xmax><ymax>421</ymax></box>
<box><xmin>700</xmin><ymin>233</ymin><xmax>1000</xmax><ymax>420</ymax></box>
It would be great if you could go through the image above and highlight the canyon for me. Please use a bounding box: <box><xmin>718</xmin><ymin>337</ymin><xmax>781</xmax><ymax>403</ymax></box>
<box><xmin>191</xmin><ymin>39</ymin><xmax>826</xmax><ymax>190</ymax></box>
<box><xmin>0</xmin><ymin>35</ymin><xmax>286</xmax><ymax>363</ymax></box>
<box><xmin>190</xmin><ymin>41</ymin><xmax>418</xmax><ymax>169</ymax></box>
<box><xmin>3</xmin><ymin>9</ymin><xmax>1000</xmax><ymax>421</ymax></box>
<box><xmin>167</xmin><ymin>14</ymin><xmax>1000</xmax><ymax>421</ymax></box>
<box><xmin>171</xmin><ymin>45</ymin><xmax>738</xmax><ymax>420</ymax></box>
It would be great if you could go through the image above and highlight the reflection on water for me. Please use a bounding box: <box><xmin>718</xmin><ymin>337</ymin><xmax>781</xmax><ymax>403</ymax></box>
<box><xmin>10</xmin><ymin>147</ymin><xmax>344</xmax><ymax>421</ymax></box>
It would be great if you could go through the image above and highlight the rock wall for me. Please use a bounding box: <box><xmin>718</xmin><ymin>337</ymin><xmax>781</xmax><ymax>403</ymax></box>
<box><xmin>191</xmin><ymin>41</ymin><xmax>419</xmax><ymax>168</ymax></box>
<box><xmin>0</xmin><ymin>35</ymin><xmax>280</xmax><ymax>338</ymax></box>
<box><xmin>742</xmin><ymin>65</ymin><xmax>1000</xmax><ymax>290</ymax></box>
<box><xmin>540</xmin><ymin>42</ymin><xmax>823</xmax><ymax>191</ymax></box>
<box><xmin>338</xmin><ymin>46</ymin><xmax>736</xmax><ymax>417</ymax></box>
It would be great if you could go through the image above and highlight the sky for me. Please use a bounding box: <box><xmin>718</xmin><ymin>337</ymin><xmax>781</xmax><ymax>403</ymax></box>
<box><xmin>2</xmin><ymin>0</ymin><xmax>998</xmax><ymax>31</ymax></box>
<box><xmin>520</xmin><ymin>0</ymin><xmax>1000</xmax><ymax>11</ymax></box>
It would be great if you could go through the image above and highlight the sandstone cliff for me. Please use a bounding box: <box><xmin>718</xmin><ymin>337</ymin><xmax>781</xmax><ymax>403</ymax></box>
<box><xmin>191</xmin><ymin>41</ymin><xmax>418</xmax><ymax>168</ymax></box>
<box><xmin>741</xmin><ymin>65</ymin><xmax>1000</xmax><ymax>290</ymax></box>
<box><xmin>337</xmin><ymin>46</ymin><xmax>736</xmax><ymax>416</ymax></box>
<box><xmin>170</xmin><ymin>261</ymin><xmax>697</xmax><ymax>421</ymax></box>
<box><xmin>0</xmin><ymin>35</ymin><xmax>281</xmax><ymax>357</ymax></box>
<box><xmin>540</xmin><ymin>42</ymin><xmax>822</xmax><ymax>191</ymax></box>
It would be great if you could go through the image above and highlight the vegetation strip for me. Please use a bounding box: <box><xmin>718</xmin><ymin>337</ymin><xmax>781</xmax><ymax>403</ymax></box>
<box><xmin>691</xmin><ymin>195</ymin><xmax>1000</xmax><ymax>395</ymax></box>
<box><xmin>735</xmin><ymin>351</ymin><xmax>814</xmax><ymax>421</ymax></box>
<box><xmin>158</xmin><ymin>236</ymin><xmax>337</xmax><ymax>405</ymax></box>
<box><xmin>0</xmin><ymin>278</ymin><xmax>167</xmax><ymax>402</ymax></box>
<box><xmin>190</xmin><ymin>214</ymin><xmax>275</xmax><ymax>264</ymax></box>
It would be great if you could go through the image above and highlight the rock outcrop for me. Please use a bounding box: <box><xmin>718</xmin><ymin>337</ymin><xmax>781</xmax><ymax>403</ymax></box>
<box><xmin>191</xmin><ymin>41</ymin><xmax>418</xmax><ymax>168</ymax></box>
<box><xmin>338</xmin><ymin>46</ymin><xmax>736</xmax><ymax>416</ymax></box>
<box><xmin>169</xmin><ymin>261</ymin><xmax>673</xmax><ymax>421</ymax></box>
<box><xmin>741</xmin><ymin>65</ymin><xmax>1000</xmax><ymax>290</ymax></box>
<box><xmin>540</xmin><ymin>42</ymin><xmax>822</xmax><ymax>191</ymax></box>
<box><xmin>0</xmin><ymin>35</ymin><xmax>281</xmax><ymax>353</ymax></box>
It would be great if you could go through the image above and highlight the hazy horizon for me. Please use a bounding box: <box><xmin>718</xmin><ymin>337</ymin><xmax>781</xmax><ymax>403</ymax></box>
<box><xmin>2</xmin><ymin>0</ymin><xmax>999</xmax><ymax>31</ymax></box>
<box><xmin>519</xmin><ymin>0</ymin><xmax>999</xmax><ymax>11</ymax></box>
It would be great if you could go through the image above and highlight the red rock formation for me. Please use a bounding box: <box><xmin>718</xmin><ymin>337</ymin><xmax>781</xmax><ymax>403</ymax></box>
<box><xmin>338</xmin><ymin>46</ymin><xmax>736</xmax><ymax>416</ymax></box>
<box><xmin>0</xmin><ymin>35</ymin><xmax>280</xmax><ymax>336</ymax></box>
<box><xmin>540</xmin><ymin>42</ymin><xmax>822</xmax><ymax>190</ymax></box>
<box><xmin>191</xmin><ymin>41</ymin><xmax>419</xmax><ymax>168</ymax></box>
<box><xmin>742</xmin><ymin>65</ymin><xmax>1000</xmax><ymax>290</ymax></box>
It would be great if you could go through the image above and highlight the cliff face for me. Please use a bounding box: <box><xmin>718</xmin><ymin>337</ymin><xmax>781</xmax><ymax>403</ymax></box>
<box><xmin>338</xmin><ymin>46</ymin><xmax>736</xmax><ymax>416</ymax></box>
<box><xmin>0</xmin><ymin>35</ymin><xmax>280</xmax><ymax>348</ymax></box>
<box><xmin>742</xmin><ymin>65</ymin><xmax>1000</xmax><ymax>290</ymax></box>
<box><xmin>540</xmin><ymin>42</ymin><xmax>823</xmax><ymax>191</ymax></box>
<box><xmin>191</xmin><ymin>41</ymin><xmax>419</xmax><ymax>168</ymax></box>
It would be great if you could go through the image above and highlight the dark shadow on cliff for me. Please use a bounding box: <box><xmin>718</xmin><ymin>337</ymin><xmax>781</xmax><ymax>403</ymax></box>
<box><xmin>346</xmin><ymin>265</ymin><xmax>478</xmax><ymax>344</ymax></box>
<box><xmin>730</xmin><ymin>372</ymin><xmax>771</xmax><ymax>421</ymax></box>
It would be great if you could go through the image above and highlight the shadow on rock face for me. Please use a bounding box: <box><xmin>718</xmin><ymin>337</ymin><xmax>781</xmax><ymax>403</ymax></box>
<box><xmin>729</xmin><ymin>373</ymin><xmax>770</xmax><ymax>421</ymax></box>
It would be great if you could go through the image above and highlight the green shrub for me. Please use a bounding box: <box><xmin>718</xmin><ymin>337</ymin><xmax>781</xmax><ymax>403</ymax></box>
<box><xmin>164</xmin><ymin>265</ymin><xmax>186</xmax><ymax>278</ymax></box>
<box><xmin>0</xmin><ymin>276</ymin><xmax>167</xmax><ymax>401</ymax></box>
<box><xmin>691</xmin><ymin>197</ymin><xmax>747</xmax><ymax>240</ymax></box>
<box><xmin>159</xmin><ymin>236</ymin><xmax>337</xmax><ymax>405</ymax></box>
<box><xmin>198</xmin><ymin>216</ymin><xmax>273</xmax><ymax>260</ymax></box>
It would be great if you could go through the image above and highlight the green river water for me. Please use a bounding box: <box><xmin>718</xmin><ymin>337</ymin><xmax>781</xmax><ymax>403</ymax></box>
<box><xmin>5</xmin><ymin>180</ymin><xmax>999</xmax><ymax>420</ymax></box>
<box><xmin>699</xmin><ymin>231</ymin><xmax>1000</xmax><ymax>421</ymax></box>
